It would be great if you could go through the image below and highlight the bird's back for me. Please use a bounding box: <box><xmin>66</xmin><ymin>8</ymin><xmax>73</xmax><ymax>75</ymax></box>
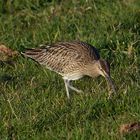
<box><xmin>22</xmin><ymin>41</ymin><xmax>100</xmax><ymax>75</ymax></box>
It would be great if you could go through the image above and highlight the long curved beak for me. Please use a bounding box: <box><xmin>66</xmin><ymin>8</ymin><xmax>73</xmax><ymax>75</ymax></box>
<box><xmin>105</xmin><ymin>75</ymin><xmax>116</xmax><ymax>97</ymax></box>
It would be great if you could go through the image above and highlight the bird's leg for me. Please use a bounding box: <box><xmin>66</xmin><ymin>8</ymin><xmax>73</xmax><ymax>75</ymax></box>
<box><xmin>64</xmin><ymin>79</ymin><xmax>83</xmax><ymax>99</ymax></box>
<box><xmin>68</xmin><ymin>81</ymin><xmax>83</xmax><ymax>93</ymax></box>
<box><xmin>64</xmin><ymin>79</ymin><xmax>70</xmax><ymax>99</ymax></box>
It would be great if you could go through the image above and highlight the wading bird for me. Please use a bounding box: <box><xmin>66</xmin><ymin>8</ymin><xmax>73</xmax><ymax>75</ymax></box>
<box><xmin>22</xmin><ymin>41</ymin><xmax>116</xmax><ymax>99</ymax></box>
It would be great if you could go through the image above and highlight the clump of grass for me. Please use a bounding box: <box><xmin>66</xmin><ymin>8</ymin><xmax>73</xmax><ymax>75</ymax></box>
<box><xmin>0</xmin><ymin>0</ymin><xmax>140</xmax><ymax>139</ymax></box>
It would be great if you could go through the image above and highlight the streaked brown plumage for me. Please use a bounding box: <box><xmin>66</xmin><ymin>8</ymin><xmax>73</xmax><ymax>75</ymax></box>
<box><xmin>22</xmin><ymin>41</ymin><xmax>116</xmax><ymax>98</ymax></box>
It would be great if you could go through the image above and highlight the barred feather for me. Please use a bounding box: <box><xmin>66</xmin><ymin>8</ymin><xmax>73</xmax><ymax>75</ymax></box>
<box><xmin>22</xmin><ymin>41</ymin><xmax>100</xmax><ymax>75</ymax></box>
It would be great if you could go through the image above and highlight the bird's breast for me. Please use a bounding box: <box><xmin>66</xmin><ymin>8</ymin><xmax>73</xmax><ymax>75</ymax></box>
<box><xmin>63</xmin><ymin>72</ymin><xmax>84</xmax><ymax>81</ymax></box>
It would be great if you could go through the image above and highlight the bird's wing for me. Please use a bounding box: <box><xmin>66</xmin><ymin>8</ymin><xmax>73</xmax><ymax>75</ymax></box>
<box><xmin>21</xmin><ymin>41</ymin><xmax>100</xmax><ymax>74</ymax></box>
<box><xmin>66</xmin><ymin>41</ymin><xmax>100</xmax><ymax>61</ymax></box>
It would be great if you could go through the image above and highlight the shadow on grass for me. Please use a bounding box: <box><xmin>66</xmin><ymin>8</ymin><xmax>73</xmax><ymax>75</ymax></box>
<box><xmin>0</xmin><ymin>60</ymin><xmax>15</xmax><ymax>67</ymax></box>
<box><xmin>0</xmin><ymin>74</ymin><xmax>15</xmax><ymax>83</ymax></box>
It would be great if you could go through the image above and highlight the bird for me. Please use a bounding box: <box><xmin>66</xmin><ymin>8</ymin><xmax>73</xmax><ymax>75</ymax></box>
<box><xmin>21</xmin><ymin>41</ymin><xmax>116</xmax><ymax>99</ymax></box>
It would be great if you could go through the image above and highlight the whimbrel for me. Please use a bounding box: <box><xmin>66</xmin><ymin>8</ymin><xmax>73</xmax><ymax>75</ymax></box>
<box><xmin>22</xmin><ymin>41</ymin><xmax>116</xmax><ymax>99</ymax></box>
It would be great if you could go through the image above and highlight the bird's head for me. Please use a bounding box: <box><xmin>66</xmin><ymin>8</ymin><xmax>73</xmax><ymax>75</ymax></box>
<box><xmin>97</xmin><ymin>59</ymin><xmax>116</xmax><ymax>96</ymax></box>
<box><xmin>98</xmin><ymin>59</ymin><xmax>110</xmax><ymax>77</ymax></box>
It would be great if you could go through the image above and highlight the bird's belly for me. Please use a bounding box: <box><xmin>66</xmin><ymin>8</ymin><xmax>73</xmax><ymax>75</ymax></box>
<box><xmin>63</xmin><ymin>72</ymin><xmax>84</xmax><ymax>81</ymax></box>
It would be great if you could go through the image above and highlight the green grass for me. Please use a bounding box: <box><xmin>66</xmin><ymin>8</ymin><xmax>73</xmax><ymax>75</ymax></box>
<box><xmin>0</xmin><ymin>0</ymin><xmax>140</xmax><ymax>139</ymax></box>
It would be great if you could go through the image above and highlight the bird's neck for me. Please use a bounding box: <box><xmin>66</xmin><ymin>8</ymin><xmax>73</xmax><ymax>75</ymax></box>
<box><xmin>84</xmin><ymin>62</ymin><xmax>101</xmax><ymax>78</ymax></box>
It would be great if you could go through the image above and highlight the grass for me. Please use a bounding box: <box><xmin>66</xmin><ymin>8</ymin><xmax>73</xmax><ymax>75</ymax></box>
<box><xmin>0</xmin><ymin>0</ymin><xmax>140</xmax><ymax>139</ymax></box>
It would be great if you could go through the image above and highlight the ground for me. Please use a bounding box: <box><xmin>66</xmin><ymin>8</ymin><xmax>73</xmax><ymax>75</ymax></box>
<box><xmin>0</xmin><ymin>0</ymin><xmax>140</xmax><ymax>139</ymax></box>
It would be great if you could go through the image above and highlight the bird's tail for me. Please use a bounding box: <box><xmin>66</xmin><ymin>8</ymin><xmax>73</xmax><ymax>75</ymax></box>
<box><xmin>21</xmin><ymin>48</ymin><xmax>46</xmax><ymax>61</ymax></box>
